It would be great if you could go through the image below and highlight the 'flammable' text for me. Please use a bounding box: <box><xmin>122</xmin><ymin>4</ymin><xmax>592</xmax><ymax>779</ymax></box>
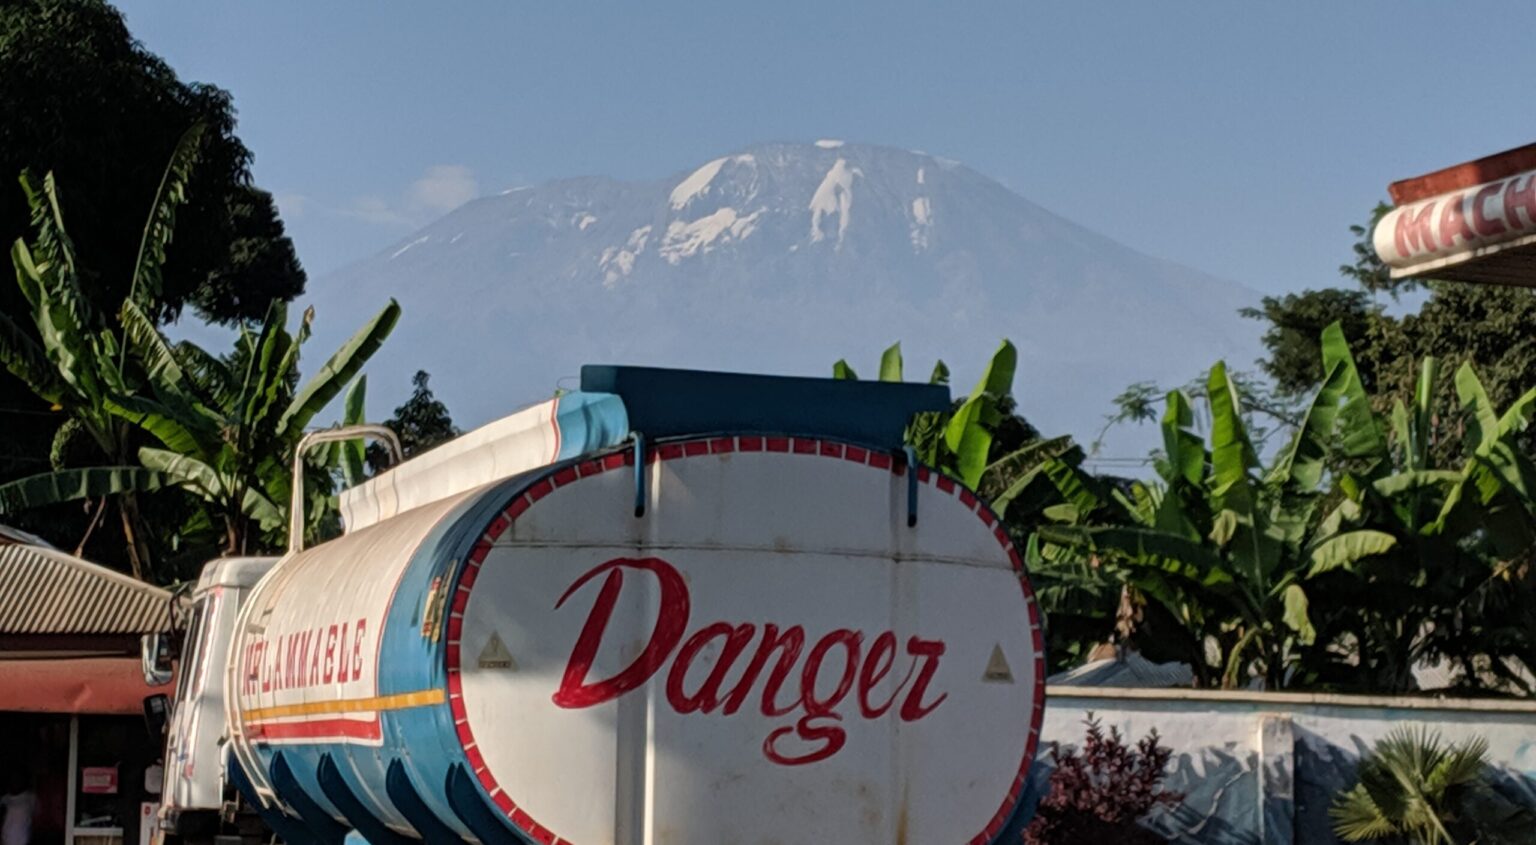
<box><xmin>242</xmin><ymin>618</ymin><xmax>368</xmax><ymax>695</ymax></box>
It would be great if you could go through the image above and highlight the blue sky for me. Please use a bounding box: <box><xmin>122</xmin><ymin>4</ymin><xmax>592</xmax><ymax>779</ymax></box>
<box><xmin>116</xmin><ymin>1</ymin><xmax>1536</xmax><ymax>296</ymax></box>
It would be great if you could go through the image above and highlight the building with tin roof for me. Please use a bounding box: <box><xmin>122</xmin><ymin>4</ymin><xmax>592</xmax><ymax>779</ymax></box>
<box><xmin>0</xmin><ymin>529</ymin><xmax>177</xmax><ymax>845</ymax></box>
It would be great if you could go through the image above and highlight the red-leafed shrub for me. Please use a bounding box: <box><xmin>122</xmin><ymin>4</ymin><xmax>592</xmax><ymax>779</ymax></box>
<box><xmin>1023</xmin><ymin>714</ymin><xmax>1182</xmax><ymax>844</ymax></box>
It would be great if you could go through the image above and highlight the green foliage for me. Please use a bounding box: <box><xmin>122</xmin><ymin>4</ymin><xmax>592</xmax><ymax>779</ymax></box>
<box><xmin>0</xmin><ymin>466</ymin><xmax>165</xmax><ymax>514</ymax></box>
<box><xmin>1331</xmin><ymin>727</ymin><xmax>1530</xmax><ymax>844</ymax></box>
<box><xmin>0</xmin><ymin>148</ymin><xmax>397</xmax><ymax>566</ymax></box>
<box><xmin>0</xmin><ymin>145</ymin><xmax>207</xmax><ymax>577</ymax></box>
<box><xmin>1039</xmin><ymin>320</ymin><xmax>1536</xmax><ymax>693</ymax></box>
<box><xmin>943</xmin><ymin>340</ymin><xmax>1018</xmax><ymax>487</ymax></box>
<box><xmin>0</xmin><ymin>0</ymin><xmax>304</xmax><ymax>325</ymax></box>
<box><xmin>1251</xmin><ymin>205</ymin><xmax>1536</xmax><ymax>469</ymax></box>
<box><xmin>366</xmin><ymin>370</ymin><xmax>459</xmax><ymax>473</ymax></box>
<box><xmin>1241</xmin><ymin>288</ymin><xmax>1380</xmax><ymax>397</ymax></box>
<box><xmin>833</xmin><ymin>340</ymin><xmax>1023</xmax><ymax>489</ymax></box>
<box><xmin>1038</xmin><ymin>351</ymin><xmax>1379</xmax><ymax>688</ymax></box>
<box><xmin>114</xmin><ymin>299</ymin><xmax>401</xmax><ymax>555</ymax></box>
<box><xmin>0</xmin><ymin>0</ymin><xmax>305</xmax><ymax>499</ymax></box>
<box><xmin>1104</xmin><ymin>365</ymin><xmax>1303</xmax><ymax>456</ymax></box>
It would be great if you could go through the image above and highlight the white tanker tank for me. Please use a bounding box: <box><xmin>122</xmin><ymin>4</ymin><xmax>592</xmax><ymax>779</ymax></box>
<box><xmin>211</xmin><ymin>365</ymin><xmax>1046</xmax><ymax>844</ymax></box>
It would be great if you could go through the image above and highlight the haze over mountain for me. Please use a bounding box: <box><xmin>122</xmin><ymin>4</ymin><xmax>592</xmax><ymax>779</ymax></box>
<box><xmin>312</xmin><ymin>141</ymin><xmax>1260</xmax><ymax>459</ymax></box>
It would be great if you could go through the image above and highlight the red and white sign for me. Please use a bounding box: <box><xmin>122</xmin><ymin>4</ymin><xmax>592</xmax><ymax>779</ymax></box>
<box><xmin>1374</xmin><ymin>166</ymin><xmax>1536</xmax><ymax>277</ymax></box>
<box><xmin>448</xmin><ymin>437</ymin><xmax>1045</xmax><ymax>845</ymax></box>
<box><xmin>80</xmin><ymin>766</ymin><xmax>117</xmax><ymax>794</ymax></box>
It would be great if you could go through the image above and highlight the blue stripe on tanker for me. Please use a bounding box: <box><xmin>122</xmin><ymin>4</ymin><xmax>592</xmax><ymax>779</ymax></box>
<box><xmin>233</xmin><ymin>372</ymin><xmax>1033</xmax><ymax>843</ymax></box>
<box><xmin>246</xmin><ymin>392</ymin><xmax>631</xmax><ymax>840</ymax></box>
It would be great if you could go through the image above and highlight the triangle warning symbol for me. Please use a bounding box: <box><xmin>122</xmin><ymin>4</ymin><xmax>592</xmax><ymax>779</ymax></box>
<box><xmin>982</xmin><ymin>644</ymin><xmax>1014</xmax><ymax>683</ymax></box>
<box><xmin>478</xmin><ymin>631</ymin><xmax>516</xmax><ymax>670</ymax></box>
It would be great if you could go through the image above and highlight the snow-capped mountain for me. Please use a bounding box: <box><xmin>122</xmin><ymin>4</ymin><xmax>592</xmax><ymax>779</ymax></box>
<box><xmin>313</xmin><ymin>141</ymin><xmax>1260</xmax><ymax>458</ymax></box>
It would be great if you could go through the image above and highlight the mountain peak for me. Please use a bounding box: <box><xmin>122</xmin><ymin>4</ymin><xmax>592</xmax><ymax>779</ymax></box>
<box><xmin>316</xmin><ymin>141</ymin><xmax>1257</xmax><ymax>457</ymax></box>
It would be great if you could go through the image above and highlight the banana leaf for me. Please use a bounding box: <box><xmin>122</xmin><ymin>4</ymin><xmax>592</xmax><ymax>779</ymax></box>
<box><xmin>1269</xmin><ymin>323</ymin><xmax>1352</xmax><ymax>492</ymax></box>
<box><xmin>1306</xmin><ymin>530</ymin><xmax>1397</xmax><ymax>577</ymax></box>
<box><xmin>878</xmin><ymin>342</ymin><xmax>902</xmax><ymax>382</ymax></box>
<box><xmin>128</xmin><ymin>124</ymin><xmax>204</xmax><ymax>305</ymax></box>
<box><xmin>276</xmin><ymin>299</ymin><xmax>400</xmax><ymax>443</ymax></box>
<box><xmin>1324</xmin><ymin>321</ymin><xmax>1387</xmax><ymax>467</ymax></box>
<box><xmin>943</xmin><ymin>340</ymin><xmax>1015</xmax><ymax>488</ymax></box>
<box><xmin>1037</xmin><ymin>524</ymin><xmax>1235</xmax><ymax>590</ymax></box>
<box><xmin>0</xmin><ymin>305</ymin><xmax>62</xmax><ymax>403</ymax></box>
<box><xmin>1162</xmin><ymin>389</ymin><xmax>1204</xmax><ymax>486</ymax></box>
<box><xmin>0</xmin><ymin>467</ymin><xmax>165</xmax><ymax>513</ymax></box>
<box><xmin>1281</xmin><ymin>583</ymin><xmax>1316</xmax><ymax>645</ymax></box>
<box><xmin>341</xmin><ymin>375</ymin><xmax>368</xmax><ymax>488</ymax></box>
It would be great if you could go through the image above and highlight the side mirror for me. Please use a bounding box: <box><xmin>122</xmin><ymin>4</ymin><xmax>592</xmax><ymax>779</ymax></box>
<box><xmin>143</xmin><ymin>693</ymin><xmax>170</xmax><ymax>739</ymax></box>
<box><xmin>141</xmin><ymin>632</ymin><xmax>174</xmax><ymax>687</ymax></box>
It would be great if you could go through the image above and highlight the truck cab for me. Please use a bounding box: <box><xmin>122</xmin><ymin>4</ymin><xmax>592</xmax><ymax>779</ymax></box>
<box><xmin>155</xmin><ymin>557</ymin><xmax>277</xmax><ymax>841</ymax></box>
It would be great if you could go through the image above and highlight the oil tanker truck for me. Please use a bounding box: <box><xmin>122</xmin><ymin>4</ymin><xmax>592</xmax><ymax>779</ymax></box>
<box><xmin>145</xmin><ymin>365</ymin><xmax>1048</xmax><ymax>844</ymax></box>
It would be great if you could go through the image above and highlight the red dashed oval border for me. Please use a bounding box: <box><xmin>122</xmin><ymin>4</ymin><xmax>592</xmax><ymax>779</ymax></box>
<box><xmin>443</xmin><ymin>435</ymin><xmax>1047</xmax><ymax>845</ymax></box>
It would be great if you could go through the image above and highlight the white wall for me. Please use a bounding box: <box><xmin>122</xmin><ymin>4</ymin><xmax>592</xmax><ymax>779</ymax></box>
<box><xmin>1039</xmin><ymin>687</ymin><xmax>1536</xmax><ymax>844</ymax></box>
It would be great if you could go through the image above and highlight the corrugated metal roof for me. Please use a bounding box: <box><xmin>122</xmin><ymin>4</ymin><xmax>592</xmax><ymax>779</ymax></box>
<box><xmin>0</xmin><ymin>544</ymin><xmax>173</xmax><ymax>635</ymax></box>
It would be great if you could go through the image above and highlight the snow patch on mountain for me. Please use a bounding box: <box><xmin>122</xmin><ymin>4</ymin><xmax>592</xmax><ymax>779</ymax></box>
<box><xmin>815</xmin><ymin>139</ymin><xmax>845</xmax><ymax>149</ymax></box>
<box><xmin>668</xmin><ymin>154</ymin><xmax>758</xmax><ymax>210</ymax></box>
<box><xmin>809</xmin><ymin>158</ymin><xmax>860</xmax><ymax>246</ymax></box>
<box><xmin>660</xmin><ymin>207</ymin><xmax>764</xmax><ymax>264</ymax></box>
<box><xmin>600</xmin><ymin>225</ymin><xmax>652</xmax><ymax>286</ymax></box>
<box><xmin>389</xmin><ymin>235</ymin><xmax>429</xmax><ymax>260</ymax></box>
<box><xmin>670</xmin><ymin>157</ymin><xmax>729</xmax><ymax>209</ymax></box>
<box><xmin>910</xmin><ymin>197</ymin><xmax>932</xmax><ymax>250</ymax></box>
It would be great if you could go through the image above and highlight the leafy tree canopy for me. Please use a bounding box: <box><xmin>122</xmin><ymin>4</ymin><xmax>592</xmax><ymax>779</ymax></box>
<box><xmin>367</xmin><ymin>370</ymin><xmax>459</xmax><ymax>473</ymax></box>
<box><xmin>1246</xmin><ymin>205</ymin><xmax>1536</xmax><ymax>463</ymax></box>
<box><xmin>0</xmin><ymin>0</ymin><xmax>305</xmax><ymax>482</ymax></box>
<box><xmin>0</xmin><ymin>0</ymin><xmax>304</xmax><ymax>323</ymax></box>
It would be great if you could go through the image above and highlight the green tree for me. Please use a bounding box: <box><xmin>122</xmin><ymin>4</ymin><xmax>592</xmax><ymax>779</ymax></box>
<box><xmin>366</xmin><ymin>370</ymin><xmax>458</xmax><ymax>473</ymax></box>
<box><xmin>112</xmin><ymin>299</ymin><xmax>401</xmax><ymax>558</ymax></box>
<box><xmin>0</xmin><ymin>125</ymin><xmax>206</xmax><ymax>577</ymax></box>
<box><xmin>0</xmin><ymin>0</ymin><xmax>305</xmax><ymax>486</ymax></box>
<box><xmin>0</xmin><ymin>148</ymin><xmax>396</xmax><ymax>574</ymax></box>
<box><xmin>1038</xmin><ymin>334</ymin><xmax>1400</xmax><ymax>689</ymax></box>
<box><xmin>1241</xmin><ymin>288</ymin><xmax>1380</xmax><ymax>397</ymax></box>
<box><xmin>0</xmin><ymin>0</ymin><xmax>303</xmax><ymax>323</ymax></box>
<box><xmin>1248</xmin><ymin>206</ymin><xmax>1536</xmax><ymax>467</ymax></box>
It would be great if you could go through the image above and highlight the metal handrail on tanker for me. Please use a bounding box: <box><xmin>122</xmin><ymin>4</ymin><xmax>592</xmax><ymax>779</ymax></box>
<box><xmin>288</xmin><ymin>425</ymin><xmax>403</xmax><ymax>554</ymax></box>
<box><xmin>226</xmin><ymin>424</ymin><xmax>404</xmax><ymax>805</ymax></box>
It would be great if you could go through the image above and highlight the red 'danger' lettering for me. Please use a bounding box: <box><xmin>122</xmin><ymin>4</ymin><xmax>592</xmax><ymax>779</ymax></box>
<box><xmin>552</xmin><ymin>557</ymin><xmax>951</xmax><ymax>766</ymax></box>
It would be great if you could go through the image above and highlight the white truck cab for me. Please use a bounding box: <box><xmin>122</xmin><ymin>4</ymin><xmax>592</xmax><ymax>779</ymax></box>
<box><xmin>144</xmin><ymin>425</ymin><xmax>402</xmax><ymax>844</ymax></box>
<box><xmin>154</xmin><ymin>557</ymin><xmax>277</xmax><ymax>840</ymax></box>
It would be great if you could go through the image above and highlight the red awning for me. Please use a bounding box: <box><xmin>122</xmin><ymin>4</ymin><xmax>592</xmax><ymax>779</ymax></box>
<box><xmin>0</xmin><ymin>657</ymin><xmax>174</xmax><ymax>715</ymax></box>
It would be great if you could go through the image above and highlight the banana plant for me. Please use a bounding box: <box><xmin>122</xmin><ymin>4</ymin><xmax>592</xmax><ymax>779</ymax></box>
<box><xmin>1038</xmin><ymin>328</ymin><xmax>1398</xmax><ymax>689</ymax></box>
<box><xmin>0</xmin><ymin>126</ymin><xmax>204</xmax><ymax>578</ymax></box>
<box><xmin>833</xmin><ymin>340</ymin><xmax>1020</xmax><ymax>489</ymax></box>
<box><xmin>112</xmin><ymin>298</ymin><xmax>399</xmax><ymax>554</ymax></box>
